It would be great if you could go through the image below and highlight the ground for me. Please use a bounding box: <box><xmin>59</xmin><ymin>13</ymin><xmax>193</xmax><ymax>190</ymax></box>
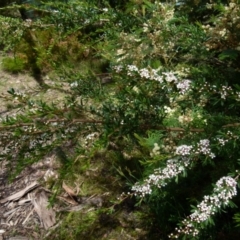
<box><xmin>0</xmin><ymin>63</ymin><xmax>64</xmax><ymax>239</ymax></box>
<box><xmin>0</xmin><ymin>62</ymin><xmax>147</xmax><ymax>240</ymax></box>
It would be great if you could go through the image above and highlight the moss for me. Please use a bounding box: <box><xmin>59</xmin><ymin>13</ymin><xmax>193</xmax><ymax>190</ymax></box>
<box><xmin>47</xmin><ymin>209</ymin><xmax>99</xmax><ymax>240</ymax></box>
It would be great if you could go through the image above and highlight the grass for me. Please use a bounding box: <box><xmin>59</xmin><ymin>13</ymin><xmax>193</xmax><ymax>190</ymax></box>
<box><xmin>2</xmin><ymin>56</ymin><xmax>26</xmax><ymax>73</ymax></box>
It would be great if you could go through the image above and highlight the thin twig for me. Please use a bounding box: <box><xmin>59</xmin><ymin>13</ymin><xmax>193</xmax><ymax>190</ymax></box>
<box><xmin>1</xmin><ymin>118</ymin><xmax>240</xmax><ymax>132</ymax></box>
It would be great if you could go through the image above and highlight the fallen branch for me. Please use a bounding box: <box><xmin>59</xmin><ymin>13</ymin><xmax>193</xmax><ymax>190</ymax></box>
<box><xmin>0</xmin><ymin>181</ymin><xmax>39</xmax><ymax>204</ymax></box>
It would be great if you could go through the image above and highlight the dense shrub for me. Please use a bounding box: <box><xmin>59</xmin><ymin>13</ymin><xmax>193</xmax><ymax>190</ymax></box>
<box><xmin>1</xmin><ymin>0</ymin><xmax>240</xmax><ymax>239</ymax></box>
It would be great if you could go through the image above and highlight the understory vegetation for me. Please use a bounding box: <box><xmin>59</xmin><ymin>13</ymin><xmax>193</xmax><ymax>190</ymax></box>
<box><xmin>1</xmin><ymin>0</ymin><xmax>240</xmax><ymax>239</ymax></box>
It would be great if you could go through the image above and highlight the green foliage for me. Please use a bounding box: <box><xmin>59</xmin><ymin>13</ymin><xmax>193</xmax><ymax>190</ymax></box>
<box><xmin>47</xmin><ymin>209</ymin><xmax>99</xmax><ymax>240</ymax></box>
<box><xmin>1</xmin><ymin>0</ymin><xmax>240</xmax><ymax>239</ymax></box>
<box><xmin>234</xmin><ymin>212</ymin><xmax>240</xmax><ymax>227</ymax></box>
<box><xmin>2</xmin><ymin>56</ymin><xmax>26</xmax><ymax>73</ymax></box>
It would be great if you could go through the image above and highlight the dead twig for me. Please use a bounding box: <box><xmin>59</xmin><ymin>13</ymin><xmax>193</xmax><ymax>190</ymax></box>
<box><xmin>0</xmin><ymin>181</ymin><xmax>39</xmax><ymax>204</ymax></box>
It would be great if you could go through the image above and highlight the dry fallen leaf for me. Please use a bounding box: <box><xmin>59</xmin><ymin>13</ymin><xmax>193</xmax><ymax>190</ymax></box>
<box><xmin>32</xmin><ymin>190</ymin><xmax>56</xmax><ymax>229</ymax></box>
<box><xmin>62</xmin><ymin>181</ymin><xmax>76</xmax><ymax>197</ymax></box>
<box><xmin>57</xmin><ymin>196</ymin><xmax>78</xmax><ymax>205</ymax></box>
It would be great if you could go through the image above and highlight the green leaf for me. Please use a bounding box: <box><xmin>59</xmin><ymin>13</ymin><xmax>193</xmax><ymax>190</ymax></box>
<box><xmin>143</xmin><ymin>0</ymin><xmax>154</xmax><ymax>8</ymax></box>
<box><xmin>7</xmin><ymin>88</ymin><xmax>15</xmax><ymax>95</ymax></box>
<box><xmin>150</xmin><ymin>59</ymin><xmax>161</xmax><ymax>69</ymax></box>
<box><xmin>218</xmin><ymin>49</ymin><xmax>239</xmax><ymax>61</ymax></box>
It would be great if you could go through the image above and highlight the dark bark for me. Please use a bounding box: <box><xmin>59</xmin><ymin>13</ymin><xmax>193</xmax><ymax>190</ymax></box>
<box><xmin>23</xmin><ymin>29</ymin><xmax>45</xmax><ymax>86</ymax></box>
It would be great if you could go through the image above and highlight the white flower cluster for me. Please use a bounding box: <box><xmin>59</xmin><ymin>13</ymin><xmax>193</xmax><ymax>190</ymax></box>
<box><xmin>23</xmin><ymin>19</ymin><xmax>32</xmax><ymax>27</ymax></box>
<box><xmin>44</xmin><ymin>169</ymin><xmax>58</xmax><ymax>182</ymax></box>
<box><xmin>176</xmin><ymin>79</ymin><xmax>192</xmax><ymax>95</ymax></box>
<box><xmin>70</xmin><ymin>81</ymin><xmax>79</xmax><ymax>88</ymax></box>
<box><xmin>131</xmin><ymin>157</ymin><xmax>191</xmax><ymax>197</ymax></box>
<box><xmin>220</xmin><ymin>85</ymin><xmax>232</xmax><ymax>99</ymax></box>
<box><xmin>127</xmin><ymin>65</ymin><xmax>138</xmax><ymax>76</ymax></box>
<box><xmin>139</xmin><ymin>68</ymin><xmax>150</xmax><ymax>79</ymax></box>
<box><xmin>216</xmin><ymin>137</ymin><xmax>229</xmax><ymax>146</ymax></box>
<box><xmin>131</xmin><ymin>183</ymin><xmax>152</xmax><ymax>197</ymax></box>
<box><xmin>125</xmin><ymin>65</ymin><xmax>164</xmax><ymax>82</ymax></box>
<box><xmin>131</xmin><ymin>139</ymin><xmax>216</xmax><ymax>197</ymax></box>
<box><xmin>102</xmin><ymin>8</ymin><xmax>108</xmax><ymax>12</ymax></box>
<box><xmin>178</xmin><ymin>115</ymin><xmax>193</xmax><ymax>124</ymax></box>
<box><xmin>199</xmin><ymin>82</ymin><xmax>240</xmax><ymax>102</ymax></box>
<box><xmin>163</xmin><ymin>71</ymin><xmax>178</xmax><ymax>83</ymax></box>
<box><xmin>84</xmin><ymin>132</ymin><xmax>99</xmax><ymax>146</ymax></box>
<box><xmin>153</xmin><ymin>70</ymin><xmax>192</xmax><ymax>94</ymax></box>
<box><xmin>163</xmin><ymin>72</ymin><xmax>192</xmax><ymax>94</ymax></box>
<box><xmin>113</xmin><ymin>65</ymin><xmax>123</xmax><ymax>73</ymax></box>
<box><xmin>132</xmin><ymin>86</ymin><xmax>140</xmax><ymax>93</ymax></box>
<box><xmin>170</xmin><ymin>176</ymin><xmax>237</xmax><ymax>238</ymax></box>
<box><xmin>143</xmin><ymin>23</ymin><xmax>148</xmax><ymax>32</ymax></box>
<box><xmin>113</xmin><ymin>65</ymin><xmax>193</xmax><ymax>94</ymax></box>
<box><xmin>12</xmin><ymin>91</ymin><xmax>27</xmax><ymax>101</ymax></box>
<box><xmin>176</xmin><ymin>139</ymin><xmax>215</xmax><ymax>159</ymax></box>
<box><xmin>175</xmin><ymin>145</ymin><xmax>193</xmax><ymax>156</ymax></box>
<box><xmin>226</xmin><ymin>130</ymin><xmax>239</xmax><ymax>140</ymax></box>
<box><xmin>236</xmin><ymin>91</ymin><xmax>240</xmax><ymax>101</ymax></box>
<box><xmin>195</xmin><ymin>139</ymin><xmax>216</xmax><ymax>159</ymax></box>
<box><xmin>150</xmin><ymin>143</ymin><xmax>160</xmax><ymax>157</ymax></box>
<box><xmin>163</xmin><ymin>106</ymin><xmax>176</xmax><ymax>115</ymax></box>
<box><xmin>151</xmin><ymin>69</ymin><xmax>163</xmax><ymax>83</ymax></box>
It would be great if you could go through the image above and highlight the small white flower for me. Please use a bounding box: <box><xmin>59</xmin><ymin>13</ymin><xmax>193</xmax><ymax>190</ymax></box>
<box><xmin>127</xmin><ymin>65</ymin><xmax>138</xmax><ymax>76</ymax></box>
<box><xmin>216</xmin><ymin>138</ymin><xmax>228</xmax><ymax>146</ymax></box>
<box><xmin>176</xmin><ymin>145</ymin><xmax>193</xmax><ymax>156</ymax></box>
<box><xmin>131</xmin><ymin>157</ymin><xmax>191</xmax><ymax>197</ymax></box>
<box><xmin>176</xmin><ymin>79</ymin><xmax>191</xmax><ymax>94</ymax></box>
<box><xmin>70</xmin><ymin>81</ymin><xmax>78</xmax><ymax>87</ymax></box>
<box><xmin>220</xmin><ymin>85</ymin><xmax>232</xmax><ymax>99</ymax></box>
<box><xmin>151</xmin><ymin>143</ymin><xmax>160</xmax><ymax>157</ymax></box>
<box><xmin>113</xmin><ymin>65</ymin><xmax>123</xmax><ymax>73</ymax></box>
<box><xmin>195</xmin><ymin>139</ymin><xmax>215</xmax><ymax>158</ymax></box>
<box><xmin>139</xmin><ymin>68</ymin><xmax>150</xmax><ymax>79</ymax></box>
<box><xmin>127</xmin><ymin>65</ymin><xmax>138</xmax><ymax>72</ymax></box>
<box><xmin>132</xmin><ymin>86</ymin><xmax>140</xmax><ymax>93</ymax></box>
<box><xmin>172</xmin><ymin>176</ymin><xmax>237</xmax><ymax>238</ymax></box>
<box><xmin>84</xmin><ymin>19</ymin><xmax>90</xmax><ymax>24</ymax></box>
<box><xmin>164</xmin><ymin>106</ymin><xmax>175</xmax><ymax>115</ymax></box>
<box><xmin>163</xmin><ymin>72</ymin><xmax>178</xmax><ymax>83</ymax></box>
